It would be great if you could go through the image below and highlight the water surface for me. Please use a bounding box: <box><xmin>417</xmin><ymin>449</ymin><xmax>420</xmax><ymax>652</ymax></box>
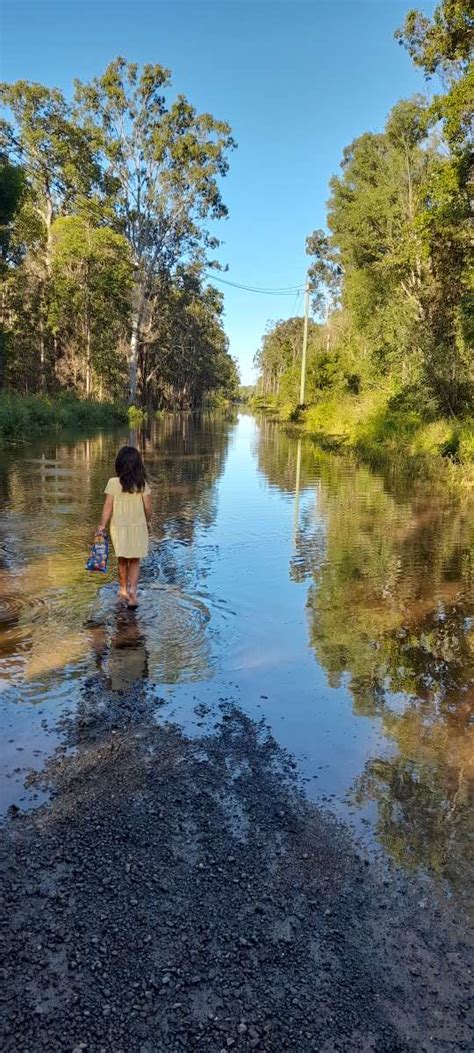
<box><xmin>1</xmin><ymin>413</ymin><xmax>473</xmax><ymax>909</ymax></box>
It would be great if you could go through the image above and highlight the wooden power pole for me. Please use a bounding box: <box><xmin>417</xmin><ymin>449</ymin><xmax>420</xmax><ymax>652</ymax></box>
<box><xmin>299</xmin><ymin>278</ymin><xmax>310</xmax><ymax>406</ymax></box>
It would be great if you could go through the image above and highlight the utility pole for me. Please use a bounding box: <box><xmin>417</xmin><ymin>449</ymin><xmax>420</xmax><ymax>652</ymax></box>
<box><xmin>293</xmin><ymin>438</ymin><xmax>302</xmax><ymax>547</ymax></box>
<box><xmin>299</xmin><ymin>278</ymin><xmax>310</xmax><ymax>406</ymax></box>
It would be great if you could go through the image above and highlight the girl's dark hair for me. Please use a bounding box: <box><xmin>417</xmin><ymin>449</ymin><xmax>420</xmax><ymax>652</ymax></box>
<box><xmin>115</xmin><ymin>446</ymin><xmax>147</xmax><ymax>493</ymax></box>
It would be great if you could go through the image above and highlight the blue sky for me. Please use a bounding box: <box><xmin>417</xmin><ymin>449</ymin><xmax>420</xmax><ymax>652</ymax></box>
<box><xmin>1</xmin><ymin>1</ymin><xmax>435</xmax><ymax>383</ymax></box>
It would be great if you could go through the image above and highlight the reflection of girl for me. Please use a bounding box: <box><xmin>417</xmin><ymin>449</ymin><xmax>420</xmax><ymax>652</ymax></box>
<box><xmin>98</xmin><ymin>446</ymin><xmax>152</xmax><ymax>610</ymax></box>
<box><xmin>108</xmin><ymin>610</ymin><xmax>148</xmax><ymax>690</ymax></box>
<box><xmin>87</xmin><ymin>613</ymin><xmax>148</xmax><ymax>690</ymax></box>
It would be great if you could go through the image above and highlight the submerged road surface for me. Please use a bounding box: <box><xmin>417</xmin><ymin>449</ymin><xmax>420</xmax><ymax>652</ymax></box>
<box><xmin>1</xmin><ymin>412</ymin><xmax>473</xmax><ymax>1049</ymax></box>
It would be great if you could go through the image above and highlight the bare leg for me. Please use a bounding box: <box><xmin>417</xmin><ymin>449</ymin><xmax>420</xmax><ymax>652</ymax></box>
<box><xmin>127</xmin><ymin>558</ymin><xmax>140</xmax><ymax>606</ymax></box>
<box><xmin>117</xmin><ymin>558</ymin><xmax>129</xmax><ymax>600</ymax></box>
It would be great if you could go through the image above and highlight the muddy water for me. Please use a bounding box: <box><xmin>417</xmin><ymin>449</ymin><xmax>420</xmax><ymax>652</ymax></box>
<box><xmin>1</xmin><ymin>412</ymin><xmax>473</xmax><ymax>908</ymax></box>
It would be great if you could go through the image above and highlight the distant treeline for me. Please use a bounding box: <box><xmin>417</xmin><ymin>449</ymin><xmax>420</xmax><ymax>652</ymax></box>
<box><xmin>0</xmin><ymin>59</ymin><xmax>239</xmax><ymax>410</ymax></box>
<box><xmin>237</xmin><ymin>385</ymin><xmax>255</xmax><ymax>403</ymax></box>
<box><xmin>255</xmin><ymin>1</ymin><xmax>473</xmax><ymax>458</ymax></box>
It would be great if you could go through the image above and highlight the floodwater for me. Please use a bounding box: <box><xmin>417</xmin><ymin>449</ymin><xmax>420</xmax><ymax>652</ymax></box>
<box><xmin>1</xmin><ymin>412</ymin><xmax>473</xmax><ymax>909</ymax></box>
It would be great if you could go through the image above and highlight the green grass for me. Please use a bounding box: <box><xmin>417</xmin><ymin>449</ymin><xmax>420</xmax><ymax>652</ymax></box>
<box><xmin>0</xmin><ymin>392</ymin><xmax>127</xmax><ymax>442</ymax></box>
<box><xmin>252</xmin><ymin>386</ymin><xmax>474</xmax><ymax>486</ymax></box>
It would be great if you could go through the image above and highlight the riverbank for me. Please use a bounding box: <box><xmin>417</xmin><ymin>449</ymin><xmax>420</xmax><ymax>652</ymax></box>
<box><xmin>0</xmin><ymin>393</ymin><xmax>127</xmax><ymax>443</ymax></box>
<box><xmin>253</xmin><ymin>391</ymin><xmax>474</xmax><ymax>489</ymax></box>
<box><xmin>1</xmin><ymin>674</ymin><xmax>473</xmax><ymax>1052</ymax></box>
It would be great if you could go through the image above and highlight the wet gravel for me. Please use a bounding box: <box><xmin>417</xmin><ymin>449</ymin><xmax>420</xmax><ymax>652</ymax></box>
<box><xmin>1</xmin><ymin>678</ymin><xmax>473</xmax><ymax>1052</ymax></box>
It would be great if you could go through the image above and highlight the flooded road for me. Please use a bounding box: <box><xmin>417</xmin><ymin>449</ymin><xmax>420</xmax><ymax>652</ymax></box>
<box><xmin>1</xmin><ymin>411</ymin><xmax>473</xmax><ymax>910</ymax></box>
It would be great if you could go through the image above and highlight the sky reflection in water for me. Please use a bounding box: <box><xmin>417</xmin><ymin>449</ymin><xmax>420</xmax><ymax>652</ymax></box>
<box><xmin>0</xmin><ymin>412</ymin><xmax>472</xmax><ymax>910</ymax></box>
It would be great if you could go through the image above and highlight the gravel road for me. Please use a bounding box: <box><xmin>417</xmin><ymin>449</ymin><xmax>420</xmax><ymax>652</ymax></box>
<box><xmin>1</xmin><ymin>677</ymin><xmax>473</xmax><ymax>1051</ymax></box>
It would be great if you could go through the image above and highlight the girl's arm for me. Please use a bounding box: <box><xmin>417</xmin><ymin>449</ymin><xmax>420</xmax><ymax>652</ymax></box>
<box><xmin>97</xmin><ymin>494</ymin><xmax>114</xmax><ymax>533</ymax></box>
<box><xmin>143</xmin><ymin>492</ymin><xmax>152</xmax><ymax>530</ymax></box>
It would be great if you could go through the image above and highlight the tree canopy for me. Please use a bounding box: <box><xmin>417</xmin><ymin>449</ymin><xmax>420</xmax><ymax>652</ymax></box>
<box><xmin>255</xmin><ymin>0</ymin><xmax>473</xmax><ymax>423</ymax></box>
<box><xmin>0</xmin><ymin>60</ymin><xmax>238</xmax><ymax>408</ymax></box>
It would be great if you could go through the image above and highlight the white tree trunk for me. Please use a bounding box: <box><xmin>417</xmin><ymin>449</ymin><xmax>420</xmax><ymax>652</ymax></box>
<box><xmin>85</xmin><ymin>324</ymin><xmax>92</xmax><ymax>396</ymax></box>
<box><xmin>39</xmin><ymin>317</ymin><xmax>45</xmax><ymax>386</ymax></box>
<box><xmin>129</xmin><ymin>288</ymin><xmax>145</xmax><ymax>405</ymax></box>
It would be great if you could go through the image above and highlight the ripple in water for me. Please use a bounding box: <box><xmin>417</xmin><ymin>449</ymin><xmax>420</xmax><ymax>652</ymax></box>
<box><xmin>89</xmin><ymin>582</ymin><xmax>212</xmax><ymax>690</ymax></box>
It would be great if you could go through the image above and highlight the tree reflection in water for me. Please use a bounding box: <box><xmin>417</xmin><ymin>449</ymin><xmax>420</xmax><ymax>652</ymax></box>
<box><xmin>0</xmin><ymin>411</ymin><xmax>237</xmax><ymax>695</ymax></box>
<box><xmin>257</xmin><ymin>420</ymin><xmax>474</xmax><ymax>902</ymax></box>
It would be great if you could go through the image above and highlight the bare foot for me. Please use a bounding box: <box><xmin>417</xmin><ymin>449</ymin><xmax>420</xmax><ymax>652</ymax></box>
<box><xmin>117</xmin><ymin>588</ymin><xmax>129</xmax><ymax>602</ymax></box>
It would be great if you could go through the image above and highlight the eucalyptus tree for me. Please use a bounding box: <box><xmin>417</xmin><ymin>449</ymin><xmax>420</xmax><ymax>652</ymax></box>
<box><xmin>49</xmin><ymin>217</ymin><xmax>133</xmax><ymax>396</ymax></box>
<box><xmin>138</xmin><ymin>273</ymin><xmax>237</xmax><ymax>408</ymax></box>
<box><xmin>396</xmin><ymin>0</ymin><xmax>473</xmax><ymax>413</ymax></box>
<box><xmin>0</xmin><ymin>82</ymin><xmax>100</xmax><ymax>254</ymax></box>
<box><xmin>0</xmin><ymin>82</ymin><xmax>101</xmax><ymax>383</ymax></box>
<box><xmin>73</xmin><ymin>58</ymin><xmax>235</xmax><ymax>403</ymax></box>
<box><xmin>324</xmin><ymin>97</ymin><xmax>443</xmax><ymax>389</ymax></box>
<box><xmin>0</xmin><ymin>156</ymin><xmax>25</xmax><ymax>268</ymax></box>
<box><xmin>396</xmin><ymin>0</ymin><xmax>473</xmax><ymax>147</ymax></box>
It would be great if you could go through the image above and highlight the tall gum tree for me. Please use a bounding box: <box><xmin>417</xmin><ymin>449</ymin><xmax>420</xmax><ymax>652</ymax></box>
<box><xmin>396</xmin><ymin>0</ymin><xmax>473</xmax><ymax>411</ymax></box>
<box><xmin>0</xmin><ymin>82</ymin><xmax>102</xmax><ymax>383</ymax></box>
<box><xmin>73</xmin><ymin>58</ymin><xmax>235</xmax><ymax>404</ymax></box>
<box><xmin>49</xmin><ymin>217</ymin><xmax>133</xmax><ymax>396</ymax></box>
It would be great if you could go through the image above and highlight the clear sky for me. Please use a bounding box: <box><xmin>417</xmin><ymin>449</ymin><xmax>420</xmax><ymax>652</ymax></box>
<box><xmin>1</xmin><ymin>0</ymin><xmax>435</xmax><ymax>383</ymax></box>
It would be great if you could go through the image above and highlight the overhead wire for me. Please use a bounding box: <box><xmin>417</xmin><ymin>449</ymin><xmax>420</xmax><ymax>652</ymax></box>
<box><xmin>204</xmin><ymin>271</ymin><xmax>304</xmax><ymax>295</ymax></box>
<box><xmin>290</xmin><ymin>288</ymin><xmax>304</xmax><ymax>318</ymax></box>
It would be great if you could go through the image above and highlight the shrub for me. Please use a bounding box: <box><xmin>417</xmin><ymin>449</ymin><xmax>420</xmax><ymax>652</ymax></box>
<box><xmin>128</xmin><ymin>405</ymin><xmax>147</xmax><ymax>426</ymax></box>
<box><xmin>0</xmin><ymin>392</ymin><xmax>127</xmax><ymax>442</ymax></box>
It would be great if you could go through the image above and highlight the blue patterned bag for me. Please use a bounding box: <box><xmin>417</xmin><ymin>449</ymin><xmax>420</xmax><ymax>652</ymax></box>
<box><xmin>86</xmin><ymin>531</ymin><xmax>109</xmax><ymax>574</ymax></box>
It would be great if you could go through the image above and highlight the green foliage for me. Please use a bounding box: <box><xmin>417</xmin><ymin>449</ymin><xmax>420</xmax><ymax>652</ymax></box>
<box><xmin>0</xmin><ymin>392</ymin><xmax>126</xmax><ymax>442</ymax></box>
<box><xmin>255</xmin><ymin>311</ymin><xmax>366</xmax><ymax>411</ymax></box>
<box><xmin>299</xmin><ymin>388</ymin><xmax>473</xmax><ymax>473</ymax></box>
<box><xmin>128</xmin><ymin>405</ymin><xmax>147</xmax><ymax>426</ymax></box>
<box><xmin>255</xmin><ymin>0</ymin><xmax>472</xmax><ymax>449</ymax></box>
<box><xmin>0</xmin><ymin>156</ymin><xmax>25</xmax><ymax>267</ymax></box>
<box><xmin>237</xmin><ymin>385</ymin><xmax>255</xmax><ymax>403</ymax></box>
<box><xmin>0</xmin><ymin>59</ymin><xmax>238</xmax><ymax>411</ymax></box>
<box><xmin>0</xmin><ymin>80</ymin><xmax>102</xmax><ymax>222</ymax></box>
<box><xmin>306</xmin><ymin>228</ymin><xmax>342</xmax><ymax>314</ymax></box>
<box><xmin>73</xmin><ymin>57</ymin><xmax>235</xmax><ymax>403</ymax></box>
<box><xmin>201</xmin><ymin>391</ymin><xmax>232</xmax><ymax>410</ymax></box>
<box><xmin>297</xmin><ymin>449</ymin><xmax>474</xmax><ymax>888</ymax></box>
<box><xmin>48</xmin><ymin>216</ymin><xmax>133</xmax><ymax>396</ymax></box>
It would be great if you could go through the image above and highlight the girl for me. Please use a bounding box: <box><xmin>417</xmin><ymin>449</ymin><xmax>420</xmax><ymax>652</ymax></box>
<box><xmin>98</xmin><ymin>445</ymin><xmax>152</xmax><ymax>610</ymax></box>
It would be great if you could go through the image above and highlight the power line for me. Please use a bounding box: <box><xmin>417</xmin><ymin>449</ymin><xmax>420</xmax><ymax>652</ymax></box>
<box><xmin>299</xmin><ymin>280</ymin><xmax>310</xmax><ymax>405</ymax></box>
<box><xmin>204</xmin><ymin>272</ymin><xmax>303</xmax><ymax>295</ymax></box>
<box><xmin>290</xmin><ymin>288</ymin><xmax>304</xmax><ymax>318</ymax></box>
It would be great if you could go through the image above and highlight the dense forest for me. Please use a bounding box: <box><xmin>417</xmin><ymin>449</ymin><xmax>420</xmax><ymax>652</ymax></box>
<box><xmin>255</xmin><ymin>1</ymin><xmax>473</xmax><ymax>463</ymax></box>
<box><xmin>0</xmin><ymin>59</ymin><xmax>239</xmax><ymax>411</ymax></box>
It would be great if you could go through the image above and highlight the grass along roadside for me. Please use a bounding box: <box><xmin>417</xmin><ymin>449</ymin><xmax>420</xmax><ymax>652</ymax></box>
<box><xmin>0</xmin><ymin>392</ymin><xmax>127</xmax><ymax>443</ymax></box>
<box><xmin>252</xmin><ymin>389</ymin><xmax>474</xmax><ymax>488</ymax></box>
